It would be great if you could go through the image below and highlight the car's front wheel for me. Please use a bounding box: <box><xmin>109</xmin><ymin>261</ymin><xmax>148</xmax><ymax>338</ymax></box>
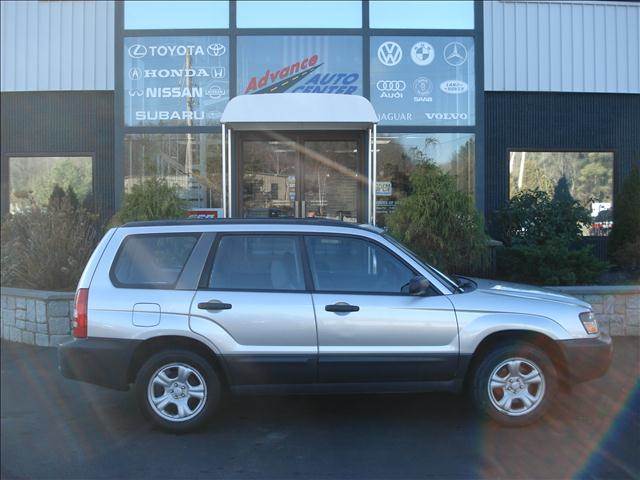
<box><xmin>135</xmin><ymin>350</ymin><xmax>221</xmax><ymax>433</ymax></box>
<box><xmin>471</xmin><ymin>342</ymin><xmax>557</xmax><ymax>427</ymax></box>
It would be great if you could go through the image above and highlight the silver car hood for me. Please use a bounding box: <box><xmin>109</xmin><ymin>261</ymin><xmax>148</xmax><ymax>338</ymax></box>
<box><xmin>467</xmin><ymin>278</ymin><xmax>591</xmax><ymax>310</ymax></box>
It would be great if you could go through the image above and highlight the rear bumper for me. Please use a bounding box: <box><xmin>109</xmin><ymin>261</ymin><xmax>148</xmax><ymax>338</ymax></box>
<box><xmin>559</xmin><ymin>333</ymin><xmax>613</xmax><ymax>384</ymax></box>
<box><xmin>58</xmin><ymin>337</ymin><xmax>141</xmax><ymax>391</ymax></box>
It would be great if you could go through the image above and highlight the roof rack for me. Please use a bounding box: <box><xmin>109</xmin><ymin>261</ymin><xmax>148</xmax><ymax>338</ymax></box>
<box><xmin>120</xmin><ymin>218</ymin><xmax>367</xmax><ymax>229</ymax></box>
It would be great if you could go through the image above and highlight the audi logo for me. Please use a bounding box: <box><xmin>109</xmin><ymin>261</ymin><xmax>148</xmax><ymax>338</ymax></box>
<box><xmin>376</xmin><ymin>80</ymin><xmax>406</xmax><ymax>92</ymax></box>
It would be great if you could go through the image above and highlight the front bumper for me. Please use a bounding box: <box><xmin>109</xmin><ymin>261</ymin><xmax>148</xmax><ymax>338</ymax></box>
<box><xmin>58</xmin><ymin>337</ymin><xmax>141</xmax><ymax>391</ymax></box>
<box><xmin>558</xmin><ymin>333</ymin><xmax>613</xmax><ymax>384</ymax></box>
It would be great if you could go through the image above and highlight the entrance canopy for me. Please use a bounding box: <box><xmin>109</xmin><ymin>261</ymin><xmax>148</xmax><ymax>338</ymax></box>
<box><xmin>220</xmin><ymin>93</ymin><xmax>378</xmax><ymax>130</ymax></box>
<box><xmin>219</xmin><ymin>93</ymin><xmax>379</xmax><ymax>225</ymax></box>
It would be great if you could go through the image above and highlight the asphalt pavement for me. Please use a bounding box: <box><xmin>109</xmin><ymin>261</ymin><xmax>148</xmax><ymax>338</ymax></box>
<box><xmin>1</xmin><ymin>338</ymin><xmax>638</xmax><ymax>479</ymax></box>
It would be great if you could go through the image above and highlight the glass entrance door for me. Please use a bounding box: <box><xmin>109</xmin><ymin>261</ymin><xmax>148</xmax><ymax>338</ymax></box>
<box><xmin>238</xmin><ymin>133</ymin><xmax>363</xmax><ymax>222</ymax></box>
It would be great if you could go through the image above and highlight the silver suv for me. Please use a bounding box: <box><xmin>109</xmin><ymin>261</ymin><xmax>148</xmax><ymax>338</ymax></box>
<box><xmin>58</xmin><ymin>219</ymin><xmax>612</xmax><ymax>432</ymax></box>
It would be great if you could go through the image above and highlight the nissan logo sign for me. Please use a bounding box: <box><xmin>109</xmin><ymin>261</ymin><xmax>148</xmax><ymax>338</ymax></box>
<box><xmin>376</xmin><ymin>80</ymin><xmax>406</xmax><ymax>91</ymax></box>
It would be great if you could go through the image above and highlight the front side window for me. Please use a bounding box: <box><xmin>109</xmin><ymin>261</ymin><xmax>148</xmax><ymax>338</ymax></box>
<box><xmin>8</xmin><ymin>156</ymin><xmax>93</xmax><ymax>213</ymax></box>
<box><xmin>209</xmin><ymin>235</ymin><xmax>305</xmax><ymax>291</ymax></box>
<box><xmin>509</xmin><ymin>151</ymin><xmax>614</xmax><ymax>236</ymax></box>
<box><xmin>112</xmin><ymin>234</ymin><xmax>199</xmax><ymax>288</ymax></box>
<box><xmin>305</xmin><ymin>236</ymin><xmax>415</xmax><ymax>294</ymax></box>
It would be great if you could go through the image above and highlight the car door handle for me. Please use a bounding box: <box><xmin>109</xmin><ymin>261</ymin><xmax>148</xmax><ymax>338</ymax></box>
<box><xmin>197</xmin><ymin>301</ymin><xmax>232</xmax><ymax>311</ymax></box>
<box><xmin>325</xmin><ymin>303</ymin><xmax>360</xmax><ymax>313</ymax></box>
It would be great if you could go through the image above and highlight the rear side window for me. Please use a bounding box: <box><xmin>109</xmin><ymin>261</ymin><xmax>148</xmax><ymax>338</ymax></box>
<box><xmin>208</xmin><ymin>235</ymin><xmax>305</xmax><ymax>291</ymax></box>
<box><xmin>111</xmin><ymin>234</ymin><xmax>199</xmax><ymax>288</ymax></box>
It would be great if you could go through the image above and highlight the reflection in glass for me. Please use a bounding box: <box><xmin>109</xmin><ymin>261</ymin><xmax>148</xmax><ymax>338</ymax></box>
<box><xmin>241</xmin><ymin>140</ymin><xmax>298</xmax><ymax>218</ymax></box>
<box><xmin>370</xmin><ymin>1</ymin><xmax>474</xmax><ymax>29</ymax></box>
<box><xmin>8</xmin><ymin>156</ymin><xmax>93</xmax><ymax>212</ymax></box>
<box><xmin>237</xmin><ymin>1</ymin><xmax>361</xmax><ymax>28</ymax></box>
<box><xmin>375</xmin><ymin>133</ymin><xmax>475</xmax><ymax>226</ymax></box>
<box><xmin>124</xmin><ymin>134</ymin><xmax>222</xmax><ymax>210</ymax></box>
<box><xmin>509</xmin><ymin>151</ymin><xmax>614</xmax><ymax>236</ymax></box>
<box><xmin>125</xmin><ymin>1</ymin><xmax>229</xmax><ymax>29</ymax></box>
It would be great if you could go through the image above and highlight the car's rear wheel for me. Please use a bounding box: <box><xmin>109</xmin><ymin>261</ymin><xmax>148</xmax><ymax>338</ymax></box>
<box><xmin>135</xmin><ymin>350</ymin><xmax>220</xmax><ymax>433</ymax></box>
<box><xmin>471</xmin><ymin>342</ymin><xmax>557</xmax><ymax>427</ymax></box>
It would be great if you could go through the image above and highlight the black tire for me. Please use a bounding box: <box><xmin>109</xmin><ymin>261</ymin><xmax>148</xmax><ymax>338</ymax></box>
<box><xmin>135</xmin><ymin>349</ymin><xmax>221</xmax><ymax>433</ymax></box>
<box><xmin>470</xmin><ymin>342</ymin><xmax>557</xmax><ymax>427</ymax></box>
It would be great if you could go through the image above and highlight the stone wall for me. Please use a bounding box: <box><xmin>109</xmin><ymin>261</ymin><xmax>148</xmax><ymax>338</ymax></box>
<box><xmin>549</xmin><ymin>285</ymin><xmax>640</xmax><ymax>336</ymax></box>
<box><xmin>1</xmin><ymin>287</ymin><xmax>74</xmax><ymax>347</ymax></box>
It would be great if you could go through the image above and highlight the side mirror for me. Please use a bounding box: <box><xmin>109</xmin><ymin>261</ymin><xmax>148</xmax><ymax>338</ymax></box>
<box><xmin>408</xmin><ymin>275</ymin><xmax>430</xmax><ymax>296</ymax></box>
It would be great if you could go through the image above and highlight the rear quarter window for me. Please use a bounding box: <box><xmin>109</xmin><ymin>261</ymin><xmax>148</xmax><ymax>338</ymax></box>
<box><xmin>111</xmin><ymin>233</ymin><xmax>200</xmax><ymax>288</ymax></box>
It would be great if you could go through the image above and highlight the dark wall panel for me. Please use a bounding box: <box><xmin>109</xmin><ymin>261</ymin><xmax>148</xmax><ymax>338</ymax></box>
<box><xmin>1</xmin><ymin>91</ymin><xmax>115</xmax><ymax>219</ymax></box>
<box><xmin>485</xmin><ymin>92</ymin><xmax>640</xmax><ymax>224</ymax></box>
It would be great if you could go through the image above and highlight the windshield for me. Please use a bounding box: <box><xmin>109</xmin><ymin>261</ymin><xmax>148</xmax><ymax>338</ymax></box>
<box><xmin>382</xmin><ymin>234</ymin><xmax>459</xmax><ymax>293</ymax></box>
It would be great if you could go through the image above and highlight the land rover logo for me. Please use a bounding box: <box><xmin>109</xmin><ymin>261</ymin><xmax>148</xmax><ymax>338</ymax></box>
<box><xmin>440</xmin><ymin>80</ymin><xmax>468</xmax><ymax>94</ymax></box>
<box><xmin>128</xmin><ymin>44</ymin><xmax>147</xmax><ymax>59</ymax></box>
<box><xmin>207</xmin><ymin>43</ymin><xmax>226</xmax><ymax>56</ymax></box>
<box><xmin>377</xmin><ymin>42</ymin><xmax>403</xmax><ymax>67</ymax></box>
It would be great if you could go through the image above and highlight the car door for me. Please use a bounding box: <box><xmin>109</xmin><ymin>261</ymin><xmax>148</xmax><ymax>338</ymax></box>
<box><xmin>305</xmin><ymin>234</ymin><xmax>459</xmax><ymax>383</ymax></box>
<box><xmin>189</xmin><ymin>233</ymin><xmax>318</xmax><ymax>386</ymax></box>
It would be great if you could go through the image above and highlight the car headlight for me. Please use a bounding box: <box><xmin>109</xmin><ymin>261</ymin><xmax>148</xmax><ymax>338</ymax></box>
<box><xmin>579</xmin><ymin>311</ymin><xmax>599</xmax><ymax>334</ymax></box>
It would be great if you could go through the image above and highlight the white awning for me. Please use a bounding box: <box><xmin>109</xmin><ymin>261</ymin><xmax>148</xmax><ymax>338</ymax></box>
<box><xmin>220</xmin><ymin>93</ymin><xmax>378</xmax><ymax>130</ymax></box>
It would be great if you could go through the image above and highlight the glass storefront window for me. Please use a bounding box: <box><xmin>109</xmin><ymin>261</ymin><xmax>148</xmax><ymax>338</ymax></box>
<box><xmin>8</xmin><ymin>156</ymin><xmax>93</xmax><ymax>213</ymax></box>
<box><xmin>509</xmin><ymin>151</ymin><xmax>614</xmax><ymax>236</ymax></box>
<box><xmin>124</xmin><ymin>134</ymin><xmax>222</xmax><ymax>211</ymax></box>
<box><xmin>124</xmin><ymin>36</ymin><xmax>229</xmax><ymax>127</ymax></box>
<box><xmin>376</xmin><ymin>133</ymin><xmax>475</xmax><ymax>226</ymax></box>
<box><xmin>237</xmin><ymin>36</ymin><xmax>363</xmax><ymax>96</ymax></box>
<box><xmin>125</xmin><ymin>1</ymin><xmax>229</xmax><ymax>30</ymax></box>
<box><xmin>237</xmin><ymin>1</ymin><xmax>362</xmax><ymax>28</ymax></box>
<box><xmin>371</xmin><ymin>36</ymin><xmax>475</xmax><ymax>126</ymax></box>
<box><xmin>370</xmin><ymin>1</ymin><xmax>474</xmax><ymax>29</ymax></box>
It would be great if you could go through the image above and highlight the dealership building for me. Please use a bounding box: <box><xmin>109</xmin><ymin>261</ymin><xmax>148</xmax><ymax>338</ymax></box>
<box><xmin>1</xmin><ymin>1</ymin><xmax>638</xmax><ymax>245</ymax></box>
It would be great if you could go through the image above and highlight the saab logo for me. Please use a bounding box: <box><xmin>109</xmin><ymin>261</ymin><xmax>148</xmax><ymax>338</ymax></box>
<box><xmin>376</xmin><ymin>80</ymin><xmax>405</xmax><ymax>98</ymax></box>
<box><xmin>410</xmin><ymin>41</ymin><xmax>435</xmax><ymax>66</ymax></box>
<box><xmin>128</xmin><ymin>44</ymin><xmax>147</xmax><ymax>59</ymax></box>
<box><xmin>440</xmin><ymin>80</ymin><xmax>468</xmax><ymax>94</ymax></box>
<box><xmin>413</xmin><ymin>77</ymin><xmax>433</xmax><ymax>102</ymax></box>
<box><xmin>129</xmin><ymin>68</ymin><xmax>142</xmax><ymax>80</ymax></box>
<box><xmin>379</xmin><ymin>112</ymin><xmax>413</xmax><ymax>121</ymax></box>
<box><xmin>444</xmin><ymin>42</ymin><xmax>467</xmax><ymax>66</ymax></box>
<box><xmin>142</xmin><ymin>68</ymin><xmax>217</xmax><ymax>79</ymax></box>
<box><xmin>377</xmin><ymin>42</ymin><xmax>402</xmax><ymax>67</ymax></box>
<box><xmin>135</xmin><ymin>111</ymin><xmax>206</xmax><ymax>121</ymax></box>
<box><xmin>128</xmin><ymin>90</ymin><xmax>144</xmax><ymax>97</ymax></box>
<box><xmin>425</xmin><ymin>112</ymin><xmax>469</xmax><ymax>120</ymax></box>
<box><xmin>206</xmin><ymin>84</ymin><xmax>226</xmax><ymax>99</ymax></box>
<box><xmin>207</xmin><ymin>43</ymin><xmax>226</xmax><ymax>56</ymax></box>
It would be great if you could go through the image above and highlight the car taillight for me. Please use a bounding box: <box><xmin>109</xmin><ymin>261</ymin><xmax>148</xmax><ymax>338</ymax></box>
<box><xmin>73</xmin><ymin>288</ymin><xmax>89</xmax><ymax>338</ymax></box>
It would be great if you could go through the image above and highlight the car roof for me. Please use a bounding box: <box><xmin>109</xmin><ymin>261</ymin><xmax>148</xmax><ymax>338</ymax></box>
<box><xmin>120</xmin><ymin>218</ymin><xmax>384</xmax><ymax>233</ymax></box>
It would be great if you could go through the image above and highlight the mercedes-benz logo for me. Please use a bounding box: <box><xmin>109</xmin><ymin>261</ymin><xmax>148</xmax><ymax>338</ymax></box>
<box><xmin>377</xmin><ymin>41</ymin><xmax>403</xmax><ymax>67</ymax></box>
<box><xmin>443</xmin><ymin>42</ymin><xmax>468</xmax><ymax>66</ymax></box>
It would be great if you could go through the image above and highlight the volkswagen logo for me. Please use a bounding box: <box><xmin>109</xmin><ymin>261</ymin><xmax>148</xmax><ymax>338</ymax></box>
<box><xmin>376</xmin><ymin>80</ymin><xmax>406</xmax><ymax>92</ymax></box>
<box><xmin>377</xmin><ymin>41</ymin><xmax>403</xmax><ymax>67</ymax></box>
<box><xmin>444</xmin><ymin>42</ymin><xmax>468</xmax><ymax>66</ymax></box>
<box><xmin>128</xmin><ymin>44</ymin><xmax>147</xmax><ymax>59</ymax></box>
<box><xmin>410</xmin><ymin>42</ymin><xmax>434</xmax><ymax>66</ymax></box>
<box><xmin>207</xmin><ymin>43</ymin><xmax>226</xmax><ymax>56</ymax></box>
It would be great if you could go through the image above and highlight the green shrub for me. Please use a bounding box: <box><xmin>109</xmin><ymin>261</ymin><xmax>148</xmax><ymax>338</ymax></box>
<box><xmin>111</xmin><ymin>178</ymin><xmax>187</xmax><ymax>225</ymax></box>
<box><xmin>493</xmin><ymin>178</ymin><xmax>606</xmax><ymax>285</ymax></box>
<box><xmin>1</xmin><ymin>199</ymin><xmax>99</xmax><ymax>291</ymax></box>
<box><xmin>386</xmin><ymin>161</ymin><xmax>488</xmax><ymax>275</ymax></box>
<box><xmin>608</xmin><ymin>166</ymin><xmax>640</xmax><ymax>271</ymax></box>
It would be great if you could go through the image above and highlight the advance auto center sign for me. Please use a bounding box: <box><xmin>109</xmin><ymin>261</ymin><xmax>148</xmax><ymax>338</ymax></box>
<box><xmin>238</xmin><ymin>36</ymin><xmax>362</xmax><ymax>96</ymax></box>
<box><xmin>124</xmin><ymin>36</ymin><xmax>229</xmax><ymax>127</ymax></box>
